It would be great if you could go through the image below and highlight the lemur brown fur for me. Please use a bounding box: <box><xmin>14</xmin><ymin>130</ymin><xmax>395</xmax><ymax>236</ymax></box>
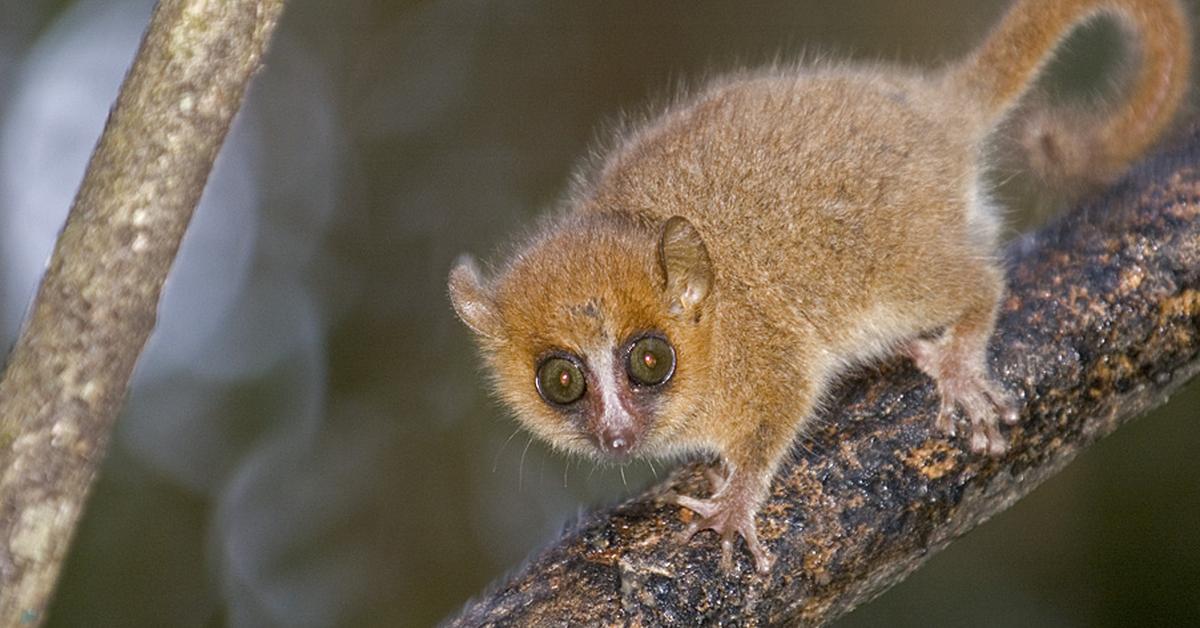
<box><xmin>449</xmin><ymin>0</ymin><xmax>1191</xmax><ymax>573</ymax></box>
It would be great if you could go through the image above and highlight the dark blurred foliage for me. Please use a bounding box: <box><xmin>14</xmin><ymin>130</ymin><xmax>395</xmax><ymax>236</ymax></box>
<box><xmin>0</xmin><ymin>1</ymin><xmax>1195</xmax><ymax>626</ymax></box>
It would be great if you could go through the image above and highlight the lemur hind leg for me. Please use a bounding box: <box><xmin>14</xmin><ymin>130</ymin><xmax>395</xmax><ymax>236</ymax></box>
<box><xmin>907</xmin><ymin>272</ymin><xmax>1019</xmax><ymax>454</ymax></box>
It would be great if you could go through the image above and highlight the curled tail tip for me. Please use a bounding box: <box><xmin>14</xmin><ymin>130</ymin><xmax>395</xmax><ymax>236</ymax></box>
<box><xmin>958</xmin><ymin>0</ymin><xmax>1192</xmax><ymax>130</ymax></box>
<box><xmin>1017</xmin><ymin>66</ymin><xmax>1191</xmax><ymax>193</ymax></box>
<box><xmin>1018</xmin><ymin>105</ymin><xmax>1121</xmax><ymax>190</ymax></box>
<box><xmin>1005</xmin><ymin>0</ymin><xmax>1193</xmax><ymax>192</ymax></box>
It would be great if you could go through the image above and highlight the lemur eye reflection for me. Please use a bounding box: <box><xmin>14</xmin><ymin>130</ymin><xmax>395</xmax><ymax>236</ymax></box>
<box><xmin>535</xmin><ymin>355</ymin><xmax>586</xmax><ymax>405</ymax></box>
<box><xmin>626</xmin><ymin>335</ymin><xmax>675</xmax><ymax>386</ymax></box>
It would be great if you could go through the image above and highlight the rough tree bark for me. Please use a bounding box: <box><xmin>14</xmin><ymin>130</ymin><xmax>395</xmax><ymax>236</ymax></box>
<box><xmin>450</xmin><ymin>125</ymin><xmax>1200</xmax><ymax>626</ymax></box>
<box><xmin>0</xmin><ymin>1</ymin><xmax>285</xmax><ymax>624</ymax></box>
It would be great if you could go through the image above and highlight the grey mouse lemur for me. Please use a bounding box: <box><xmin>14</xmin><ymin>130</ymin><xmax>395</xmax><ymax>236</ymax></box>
<box><xmin>448</xmin><ymin>0</ymin><xmax>1191</xmax><ymax>574</ymax></box>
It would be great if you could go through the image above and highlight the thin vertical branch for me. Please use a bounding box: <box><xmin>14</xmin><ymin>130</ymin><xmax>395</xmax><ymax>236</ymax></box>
<box><xmin>0</xmin><ymin>1</ymin><xmax>285</xmax><ymax>623</ymax></box>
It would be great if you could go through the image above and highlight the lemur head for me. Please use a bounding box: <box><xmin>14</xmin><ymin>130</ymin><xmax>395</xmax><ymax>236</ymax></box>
<box><xmin>449</xmin><ymin>214</ymin><xmax>715</xmax><ymax>460</ymax></box>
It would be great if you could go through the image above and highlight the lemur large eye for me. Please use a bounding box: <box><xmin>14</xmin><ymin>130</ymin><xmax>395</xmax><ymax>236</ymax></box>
<box><xmin>626</xmin><ymin>335</ymin><xmax>675</xmax><ymax>386</ymax></box>
<box><xmin>536</xmin><ymin>355</ymin><xmax>586</xmax><ymax>405</ymax></box>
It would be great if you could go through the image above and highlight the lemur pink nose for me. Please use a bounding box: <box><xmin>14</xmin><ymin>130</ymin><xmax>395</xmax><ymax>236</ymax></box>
<box><xmin>599</xmin><ymin>427</ymin><xmax>635</xmax><ymax>456</ymax></box>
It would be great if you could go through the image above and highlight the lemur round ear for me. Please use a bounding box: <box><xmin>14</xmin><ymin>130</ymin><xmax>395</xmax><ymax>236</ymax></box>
<box><xmin>658</xmin><ymin>216</ymin><xmax>713</xmax><ymax>317</ymax></box>
<box><xmin>448</xmin><ymin>255</ymin><xmax>501</xmax><ymax>338</ymax></box>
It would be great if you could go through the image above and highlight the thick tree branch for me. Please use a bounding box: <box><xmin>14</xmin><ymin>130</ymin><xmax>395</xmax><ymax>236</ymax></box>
<box><xmin>450</xmin><ymin>126</ymin><xmax>1200</xmax><ymax>626</ymax></box>
<box><xmin>0</xmin><ymin>1</ymin><xmax>284</xmax><ymax>623</ymax></box>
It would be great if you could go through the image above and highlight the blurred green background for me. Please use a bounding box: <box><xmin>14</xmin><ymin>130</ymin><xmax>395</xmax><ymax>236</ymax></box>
<box><xmin>0</xmin><ymin>0</ymin><xmax>1196</xmax><ymax>626</ymax></box>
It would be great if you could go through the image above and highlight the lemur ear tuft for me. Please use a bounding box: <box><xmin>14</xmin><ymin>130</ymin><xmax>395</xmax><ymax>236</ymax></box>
<box><xmin>657</xmin><ymin>216</ymin><xmax>713</xmax><ymax>317</ymax></box>
<box><xmin>448</xmin><ymin>255</ymin><xmax>501</xmax><ymax>339</ymax></box>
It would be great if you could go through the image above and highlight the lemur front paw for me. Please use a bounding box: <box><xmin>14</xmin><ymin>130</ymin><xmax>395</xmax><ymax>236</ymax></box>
<box><xmin>668</xmin><ymin>470</ymin><xmax>773</xmax><ymax>574</ymax></box>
